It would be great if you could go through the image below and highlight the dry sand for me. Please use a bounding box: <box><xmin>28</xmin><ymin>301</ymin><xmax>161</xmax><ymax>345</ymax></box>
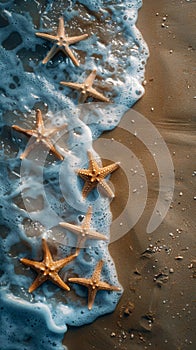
<box><xmin>64</xmin><ymin>1</ymin><xmax>196</xmax><ymax>349</ymax></box>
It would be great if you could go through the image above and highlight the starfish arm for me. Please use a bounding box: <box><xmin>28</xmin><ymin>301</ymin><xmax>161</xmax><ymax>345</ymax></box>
<box><xmin>47</xmin><ymin>143</ymin><xmax>64</xmax><ymax>160</ymax></box>
<box><xmin>87</xmin><ymin>287</ymin><xmax>97</xmax><ymax>310</ymax></box>
<box><xmin>99</xmin><ymin>179</ymin><xmax>115</xmax><ymax>198</ymax></box>
<box><xmin>20</xmin><ymin>257</ymin><xmax>45</xmax><ymax>272</ymax></box>
<box><xmin>35</xmin><ymin>32</ymin><xmax>57</xmax><ymax>42</ymax></box>
<box><xmin>90</xmin><ymin>159</ymin><xmax>101</xmax><ymax>174</ymax></box>
<box><xmin>97</xmin><ymin>281</ymin><xmax>121</xmax><ymax>291</ymax></box>
<box><xmin>68</xmin><ymin>277</ymin><xmax>93</xmax><ymax>288</ymax></box>
<box><xmin>53</xmin><ymin>252</ymin><xmax>78</xmax><ymax>271</ymax></box>
<box><xmin>76</xmin><ymin>236</ymin><xmax>86</xmax><ymax>249</ymax></box>
<box><xmin>78</xmin><ymin>91</ymin><xmax>88</xmax><ymax>103</ymax></box>
<box><xmin>77</xmin><ymin>169</ymin><xmax>94</xmax><ymax>180</ymax></box>
<box><xmin>66</xmin><ymin>33</ymin><xmax>88</xmax><ymax>45</ymax></box>
<box><xmin>36</xmin><ymin>109</ymin><xmax>45</xmax><ymax>133</ymax></box>
<box><xmin>59</xmin><ymin>222</ymin><xmax>82</xmax><ymax>235</ymax></box>
<box><xmin>82</xmin><ymin>206</ymin><xmax>92</xmax><ymax>229</ymax></box>
<box><xmin>81</xmin><ymin>180</ymin><xmax>97</xmax><ymax>198</ymax></box>
<box><xmin>42</xmin><ymin>45</ymin><xmax>59</xmax><ymax>64</ymax></box>
<box><xmin>57</xmin><ymin>16</ymin><xmax>65</xmax><ymax>37</ymax></box>
<box><xmin>20</xmin><ymin>141</ymin><xmax>37</xmax><ymax>160</ymax></box>
<box><xmin>88</xmin><ymin>87</ymin><xmax>110</xmax><ymax>102</ymax></box>
<box><xmin>42</xmin><ymin>238</ymin><xmax>53</xmax><ymax>265</ymax></box>
<box><xmin>45</xmin><ymin>123</ymin><xmax>68</xmax><ymax>137</ymax></box>
<box><xmin>92</xmin><ymin>260</ymin><xmax>104</xmax><ymax>281</ymax></box>
<box><xmin>86</xmin><ymin>230</ymin><xmax>107</xmax><ymax>241</ymax></box>
<box><xmin>55</xmin><ymin>123</ymin><xmax>68</xmax><ymax>132</ymax></box>
<box><xmin>12</xmin><ymin>125</ymin><xmax>35</xmax><ymax>137</ymax></box>
<box><xmin>28</xmin><ymin>273</ymin><xmax>48</xmax><ymax>293</ymax></box>
<box><xmin>41</xmin><ymin>138</ymin><xmax>64</xmax><ymax>160</ymax></box>
<box><xmin>87</xmin><ymin>151</ymin><xmax>100</xmax><ymax>173</ymax></box>
<box><xmin>61</xmin><ymin>45</ymin><xmax>80</xmax><ymax>66</ymax></box>
<box><xmin>85</xmin><ymin>69</ymin><xmax>97</xmax><ymax>87</ymax></box>
<box><xmin>60</xmin><ymin>81</ymin><xmax>83</xmax><ymax>91</ymax></box>
<box><xmin>101</xmin><ymin>162</ymin><xmax>120</xmax><ymax>177</ymax></box>
<box><xmin>49</xmin><ymin>272</ymin><xmax>70</xmax><ymax>291</ymax></box>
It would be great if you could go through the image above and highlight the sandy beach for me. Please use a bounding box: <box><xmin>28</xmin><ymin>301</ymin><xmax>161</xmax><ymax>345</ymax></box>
<box><xmin>64</xmin><ymin>1</ymin><xmax>196</xmax><ymax>349</ymax></box>
<box><xmin>0</xmin><ymin>1</ymin><xmax>195</xmax><ymax>350</ymax></box>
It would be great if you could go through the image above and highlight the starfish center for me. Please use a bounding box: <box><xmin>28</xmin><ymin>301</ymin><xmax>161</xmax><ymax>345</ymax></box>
<box><xmin>91</xmin><ymin>279</ymin><xmax>99</xmax><ymax>289</ymax></box>
<box><xmin>92</xmin><ymin>169</ymin><xmax>98</xmax><ymax>176</ymax></box>
<box><xmin>90</xmin><ymin>177</ymin><xmax>98</xmax><ymax>183</ymax></box>
<box><xmin>57</xmin><ymin>37</ymin><xmax>67</xmax><ymax>46</ymax></box>
<box><xmin>82</xmin><ymin>228</ymin><xmax>89</xmax><ymax>236</ymax></box>
<box><xmin>44</xmin><ymin>262</ymin><xmax>56</xmax><ymax>275</ymax></box>
<box><xmin>37</xmin><ymin>132</ymin><xmax>43</xmax><ymax>140</ymax></box>
<box><xmin>90</xmin><ymin>170</ymin><xmax>101</xmax><ymax>183</ymax></box>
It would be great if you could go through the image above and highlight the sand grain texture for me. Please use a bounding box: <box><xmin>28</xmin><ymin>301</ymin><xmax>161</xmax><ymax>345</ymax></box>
<box><xmin>64</xmin><ymin>1</ymin><xmax>196</xmax><ymax>349</ymax></box>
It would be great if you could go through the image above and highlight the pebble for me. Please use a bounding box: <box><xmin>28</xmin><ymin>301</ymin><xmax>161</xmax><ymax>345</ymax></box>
<box><xmin>175</xmin><ymin>256</ymin><xmax>183</xmax><ymax>260</ymax></box>
<box><xmin>123</xmin><ymin>301</ymin><xmax>135</xmax><ymax>316</ymax></box>
<box><xmin>176</xmin><ymin>228</ymin><xmax>182</xmax><ymax>233</ymax></box>
<box><xmin>121</xmin><ymin>331</ymin><xmax>127</xmax><ymax>339</ymax></box>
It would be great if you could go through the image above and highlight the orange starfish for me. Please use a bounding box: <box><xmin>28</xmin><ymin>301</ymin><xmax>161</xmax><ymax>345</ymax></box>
<box><xmin>59</xmin><ymin>206</ymin><xmax>107</xmax><ymax>248</ymax></box>
<box><xmin>36</xmin><ymin>16</ymin><xmax>88</xmax><ymax>66</ymax></box>
<box><xmin>68</xmin><ymin>260</ymin><xmax>121</xmax><ymax>310</ymax></box>
<box><xmin>77</xmin><ymin>151</ymin><xmax>119</xmax><ymax>198</ymax></box>
<box><xmin>20</xmin><ymin>238</ymin><xmax>79</xmax><ymax>293</ymax></box>
<box><xmin>60</xmin><ymin>69</ymin><xmax>110</xmax><ymax>103</ymax></box>
<box><xmin>12</xmin><ymin>109</ymin><xmax>66</xmax><ymax>160</ymax></box>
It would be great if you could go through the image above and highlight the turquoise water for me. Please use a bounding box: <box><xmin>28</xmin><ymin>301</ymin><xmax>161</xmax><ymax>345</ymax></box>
<box><xmin>0</xmin><ymin>1</ymin><xmax>148</xmax><ymax>349</ymax></box>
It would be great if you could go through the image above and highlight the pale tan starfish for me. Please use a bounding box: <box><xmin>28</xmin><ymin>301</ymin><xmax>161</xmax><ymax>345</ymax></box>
<box><xmin>60</xmin><ymin>69</ymin><xmax>110</xmax><ymax>103</ymax></box>
<box><xmin>77</xmin><ymin>151</ymin><xmax>120</xmax><ymax>198</ymax></box>
<box><xmin>59</xmin><ymin>206</ymin><xmax>107</xmax><ymax>247</ymax></box>
<box><xmin>12</xmin><ymin>109</ymin><xmax>66</xmax><ymax>160</ymax></box>
<box><xmin>35</xmin><ymin>16</ymin><xmax>88</xmax><ymax>66</ymax></box>
<box><xmin>20</xmin><ymin>238</ymin><xmax>79</xmax><ymax>293</ymax></box>
<box><xmin>69</xmin><ymin>260</ymin><xmax>121</xmax><ymax>310</ymax></box>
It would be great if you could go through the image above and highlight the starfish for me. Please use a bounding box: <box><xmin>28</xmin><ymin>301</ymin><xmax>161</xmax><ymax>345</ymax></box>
<box><xmin>59</xmin><ymin>206</ymin><xmax>107</xmax><ymax>248</ymax></box>
<box><xmin>77</xmin><ymin>151</ymin><xmax>120</xmax><ymax>198</ymax></box>
<box><xmin>35</xmin><ymin>16</ymin><xmax>88</xmax><ymax>66</ymax></box>
<box><xmin>12</xmin><ymin>109</ymin><xmax>67</xmax><ymax>160</ymax></box>
<box><xmin>68</xmin><ymin>260</ymin><xmax>121</xmax><ymax>310</ymax></box>
<box><xmin>60</xmin><ymin>69</ymin><xmax>110</xmax><ymax>103</ymax></box>
<box><xmin>20</xmin><ymin>238</ymin><xmax>79</xmax><ymax>293</ymax></box>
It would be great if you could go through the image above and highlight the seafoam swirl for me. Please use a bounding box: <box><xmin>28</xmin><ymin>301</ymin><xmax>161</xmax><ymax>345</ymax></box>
<box><xmin>19</xmin><ymin>106</ymin><xmax>174</xmax><ymax>246</ymax></box>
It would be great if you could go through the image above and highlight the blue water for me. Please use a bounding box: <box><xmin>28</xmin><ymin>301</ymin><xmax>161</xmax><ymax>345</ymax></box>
<box><xmin>0</xmin><ymin>1</ymin><xmax>148</xmax><ymax>349</ymax></box>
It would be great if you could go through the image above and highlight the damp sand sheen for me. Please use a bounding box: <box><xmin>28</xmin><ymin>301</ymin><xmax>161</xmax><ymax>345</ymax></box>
<box><xmin>0</xmin><ymin>1</ymin><xmax>149</xmax><ymax>349</ymax></box>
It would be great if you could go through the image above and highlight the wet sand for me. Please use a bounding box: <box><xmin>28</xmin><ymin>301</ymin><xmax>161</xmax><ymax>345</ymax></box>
<box><xmin>64</xmin><ymin>1</ymin><xmax>196</xmax><ymax>349</ymax></box>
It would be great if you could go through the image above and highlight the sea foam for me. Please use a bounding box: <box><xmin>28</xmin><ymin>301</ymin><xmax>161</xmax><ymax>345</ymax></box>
<box><xmin>0</xmin><ymin>1</ymin><xmax>148</xmax><ymax>349</ymax></box>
